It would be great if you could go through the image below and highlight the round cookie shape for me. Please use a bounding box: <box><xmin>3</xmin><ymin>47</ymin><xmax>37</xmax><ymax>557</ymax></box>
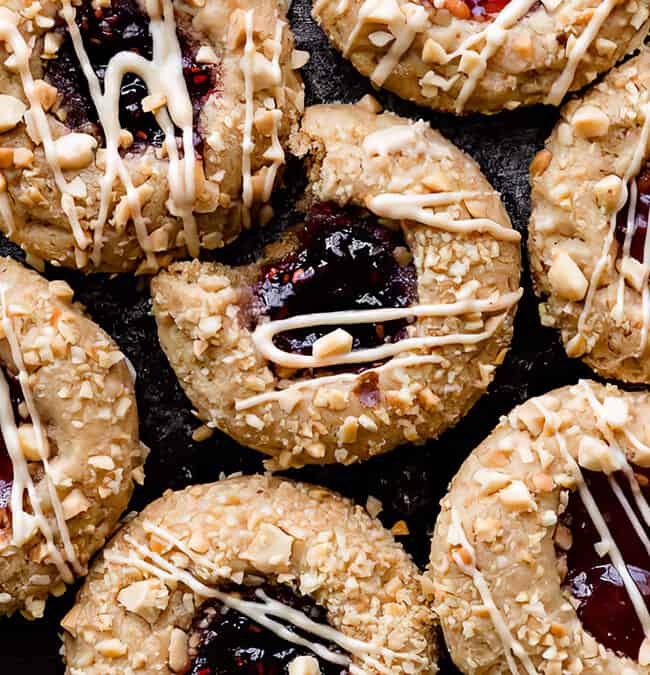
<box><xmin>151</xmin><ymin>99</ymin><xmax>522</xmax><ymax>468</ymax></box>
<box><xmin>529</xmin><ymin>50</ymin><xmax>650</xmax><ymax>383</ymax></box>
<box><xmin>61</xmin><ymin>475</ymin><xmax>438</xmax><ymax>674</ymax></box>
<box><xmin>0</xmin><ymin>0</ymin><xmax>304</xmax><ymax>273</ymax></box>
<box><xmin>0</xmin><ymin>256</ymin><xmax>146</xmax><ymax>619</ymax></box>
<box><xmin>311</xmin><ymin>0</ymin><xmax>650</xmax><ymax>114</ymax></box>
<box><xmin>429</xmin><ymin>380</ymin><xmax>650</xmax><ymax>674</ymax></box>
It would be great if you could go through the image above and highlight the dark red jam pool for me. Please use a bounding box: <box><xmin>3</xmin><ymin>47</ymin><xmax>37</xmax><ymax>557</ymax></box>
<box><xmin>561</xmin><ymin>466</ymin><xmax>650</xmax><ymax>660</ymax></box>
<box><xmin>615</xmin><ymin>166</ymin><xmax>650</xmax><ymax>263</ymax></box>
<box><xmin>45</xmin><ymin>0</ymin><xmax>219</xmax><ymax>148</ymax></box>
<box><xmin>187</xmin><ymin>584</ymin><xmax>349</xmax><ymax>675</ymax></box>
<box><xmin>0</xmin><ymin>369</ymin><xmax>25</xmax><ymax>533</ymax></box>
<box><xmin>253</xmin><ymin>203</ymin><xmax>418</xmax><ymax>363</ymax></box>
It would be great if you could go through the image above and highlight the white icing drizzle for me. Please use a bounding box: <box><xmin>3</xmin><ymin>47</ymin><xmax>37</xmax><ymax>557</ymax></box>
<box><xmin>239</xmin><ymin>13</ymin><xmax>286</xmax><ymax>226</ymax></box>
<box><xmin>252</xmin><ymin>290</ymin><xmax>522</xmax><ymax>369</ymax></box>
<box><xmin>449</xmin><ymin>0</ymin><xmax>537</xmax><ymax>113</ymax></box>
<box><xmin>341</xmin><ymin>0</ymin><xmax>617</xmax><ymax>113</ymax></box>
<box><xmin>130</xmin><ymin>0</ymin><xmax>199</xmax><ymax>257</ymax></box>
<box><xmin>343</xmin><ymin>0</ymin><xmax>536</xmax><ymax>111</ymax></box>
<box><xmin>261</xmin><ymin>20</ymin><xmax>286</xmax><ymax>204</ymax></box>
<box><xmin>554</xmin><ymin>432</ymin><xmax>650</xmax><ymax>654</ymax></box>
<box><xmin>533</xmin><ymin>394</ymin><xmax>650</xmax><ymax>661</ymax></box>
<box><xmin>57</xmin><ymin>0</ymin><xmax>199</xmax><ymax>266</ymax></box>
<box><xmin>240</xmin><ymin>10</ymin><xmax>256</xmax><ymax>229</ymax></box>
<box><xmin>235</xmin><ymin>353</ymin><xmax>445</xmax><ymax>411</ymax></box>
<box><xmin>448</xmin><ymin>508</ymin><xmax>538</xmax><ymax>675</ymax></box>
<box><xmin>579</xmin><ymin>382</ymin><xmax>650</xmax><ymax>528</ymax></box>
<box><xmin>0</xmin><ymin>9</ymin><xmax>89</xmax><ymax>250</ymax></box>
<box><xmin>639</xmin><ymin>155</ymin><xmax>650</xmax><ymax>353</ymax></box>
<box><xmin>60</xmin><ymin>0</ymin><xmax>156</xmax><ymax>269</ymax></box>
<box><xmin>107</xmin><ymin>523</ymin><xmax>426</xmax><ymax>675</ymax></box>
<box><xmin>152</xmin><ymin>0</ymin><xmax>200</xmax><ymax>258</ymax></box>
<box><xmin>567</xmin><ymin>104</ymin><xmax>650</xmax><ymax>358</ymax></box>
<box><xmin>372</xmin><ymin>4</ymin><xmax>428</xmax><ymax>88</ymax></box>
<box><xmin>366</xmin><ymin>192</ymin><xmax>521</xmax><ymax>242</ymax></box>
<box><xmin>141</xmin><ymin>520</ymin><xmax>236</xmax><ymax>579</ymax></box>
<box><xmin>544</xmin><ymin>0</ymin><xmax>619</xmax><ymax>106</ymax></box>
<box><xmin>612</xmin><ymin>176</ymin><xmax>638</xmax><ymax>322</ymax></box>
<box><xmin>624</xmin><ymin>427</ymin><xmax>650</xmax><ymax>457</ymax></box>
<box><xmin>609</xmin><ymin>475</ymin><xmax>650</xmax><ymax>558</ymax></box>
<box><xmin>0</xmin><ymin>288</ymin><xmax>82</xmax><ymax>582</ymax></box>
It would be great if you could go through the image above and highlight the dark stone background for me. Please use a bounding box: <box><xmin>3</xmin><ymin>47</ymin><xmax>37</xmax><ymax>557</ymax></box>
<box><xmin>1</xmin><ymin>1</ymin><xmax>597</xmax><ymax>671</ymax></box>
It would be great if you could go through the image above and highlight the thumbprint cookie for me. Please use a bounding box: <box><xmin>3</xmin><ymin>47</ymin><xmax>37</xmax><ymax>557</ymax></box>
<box><xmin>151</xmin><ymin>99</ymin><xmax>522</xmax><ymax>468</ymax></box>
<box><xmin>0</xmin><ymin>257</ymin><xmax>146</xmax><ymax>619</ymax></box>
<box><xmin>0</xmin><ymin>0</ymin><xmax>303</xmax><ymax>273</ymax></box>
<box><xmin>61</xmin><ymin>474</ymin><xmax>438</xmax><ymax>674</ymax></box>
<box><xmin>312</xmin><ymin>0</ymin><xmax>650</xmax><ymax>115</ymax></box>
<box><xmin>429</xmin><ymin>380</ymin><xmax>650</xmax><ymax>674</ymax></box>
<box><xmin>530</xmin><ymin>50</ymin><xmax>650</xmax><ymax>383</ymax></box>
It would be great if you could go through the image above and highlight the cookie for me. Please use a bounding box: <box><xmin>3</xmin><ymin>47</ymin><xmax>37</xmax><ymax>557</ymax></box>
<box><xmin>0</xmin><ymin>256</ymin><xmax>146</xmax><ymax>619</ymax></box>
<box><xmin>529</xmin><ymin>50</ymin><xmax>650</xmax><ymax>383</ymax></box>
<box><xmin>0</xmin><ymin>0</ymin><xmax>304</xmax><ymax>273</ymax></box>
<box><xmin>429</xmin><ymin>380</ymin><xmax>650</xmax><ymax>674</ymax></box>
<box><xmin>312</xmin><ymin>0</ymin><xmax>650</xmax><ymax>114</ymax></box>
<box><xmin>151</xmin><ymin>99</ymin><xmax>522</xmax><ymax>468</ymax></box>
<box><xmin>61</xmin><ymin>474</ymin><xmax>438</xmax><ymax>674</ymax></box>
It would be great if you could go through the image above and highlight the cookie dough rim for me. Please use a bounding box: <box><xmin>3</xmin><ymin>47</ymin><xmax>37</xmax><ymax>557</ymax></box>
<box><xmin>312</xmin><ymin>0</ymin><xmax>650</xmax><ymax>114</ymax></box>
<box><xmin>429</xmin><ymin>380</ymin><xmax>650</xmax><ymax>674</ymax></box>
<box><xmin>151</xmin><ymin>99</ymin><xmax>522</xmax><ymax>468</ymax></box>
<box><xmin>529</xmin><ymin>48</ymin><xmax>650</xmax><ymax>383</ymax></box>
<box><xmin>61</xmin><ymin>474</ymin><xmax>438</xmax><ymax>674</ymax></box>
<box><xmin>0</xmin><ymin>255</ymin><xmax>146</xmax><ymax>619</ymax></box>
<box><xmin>0</xmin><ymin>0</ymin><xmax>304</xmax><ymax>273</ymax></box>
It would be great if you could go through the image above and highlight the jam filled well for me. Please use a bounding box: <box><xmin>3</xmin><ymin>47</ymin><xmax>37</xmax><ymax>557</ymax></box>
<box><xmin>45</xmin><ymin>0</ymin><xmax>219</xmax><ymax>148</ymax></box>
<box><xmin>187</xmin><ymin>584</ymin><xmax>349</xmax><ymax>675</ymax></box>
<box><xmin>253</xmin><ymin>203</ymin><xmax>418</xmax><ymax>364</ymax></box>
<box><xmin>615</xmin><ymin>166</ymin><xmax>650</xmax><ymax>263</ymax></box>
<box><xmin>561</xmin><ymin>466</ymin><xmax>650</xmax><ymax>660</ymax></box>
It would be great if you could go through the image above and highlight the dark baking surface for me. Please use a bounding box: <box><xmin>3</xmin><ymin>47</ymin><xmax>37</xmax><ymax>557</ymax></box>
<box><xmin>0</xmin><ymin>1</ymin><xmax>598</xmax><ymax>671</ymax></box>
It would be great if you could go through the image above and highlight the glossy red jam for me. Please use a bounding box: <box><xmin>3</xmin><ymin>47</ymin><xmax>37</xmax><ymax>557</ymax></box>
<box><xmin>45</xmin><ymin>0</ymin><xmax>219</xmax><ymax>148</ymax></box>
<box><xmin>615</xmin><ymin>167</ymin><xmax>650</xmax><ymax>263</ymax></box>
<box><xmin>253</xmin><ymin>203</ymin><xmax>417</xmax><ymax>362</ymax></box>
<box><xmin>562</xmin><ymin>466</ymin><xmax>650</xmax><ymax>660</ymax></box>
<box><xmin>187</xmin><ymin>584</ymin><xmax>349</xmax><ymax>675</ymax></box>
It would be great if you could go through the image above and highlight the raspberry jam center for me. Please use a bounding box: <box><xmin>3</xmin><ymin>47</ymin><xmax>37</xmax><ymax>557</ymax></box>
<box><xmin>561</xmin><ymin>466</ymin><xmax>650</xmax><ymax>661</ymax></box>
<box><xmin>615</xmin><ymin>167</ymin><xmax>650</xmax><ymax>263</ymax></box>
<box><xmin>45</xmin><ymin>0</ymin><xmax>219</xmax><ymax>148</ymax></box>
<box><xmin>254</xmin><ymin>203</ymin><xmax>418</xmax><ymax>362</ymax></box>
<box><xmin>187</xmin><ymin>584</ymin><xmax>349</xmax><ymax>675</ymax></box>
